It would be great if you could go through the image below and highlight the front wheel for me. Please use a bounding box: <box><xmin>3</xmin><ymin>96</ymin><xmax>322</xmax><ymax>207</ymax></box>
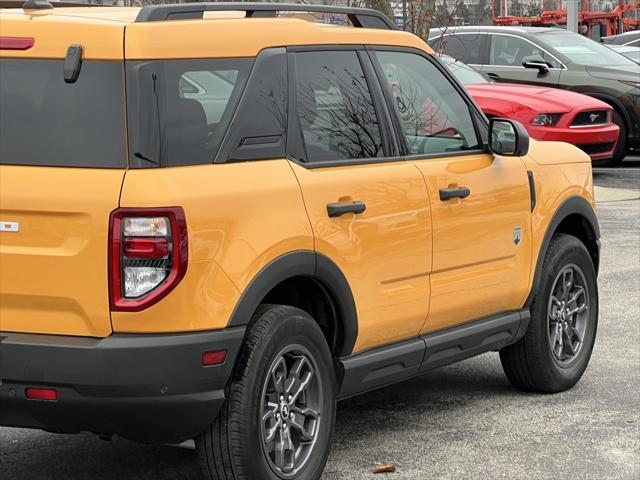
<box><xmin>198</xmin><ymin>305</ymin><xmax>336</xmax><ymax>480</ymax></box>
<box><xmin>500</xmin><ymin>233</ymin><xmax>598</xmax><ymax>393</ymax></box>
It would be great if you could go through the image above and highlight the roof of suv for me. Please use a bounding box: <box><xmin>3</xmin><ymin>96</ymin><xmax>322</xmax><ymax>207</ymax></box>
<box><xmin>429</xmin><ymin>25</ymin><xmax>565</xmax><ymax>37</ymax></box>
<box><xmin>0</xmin><ymin>4</ymin><xmax>430</xmax><ymax>60</ymax></box>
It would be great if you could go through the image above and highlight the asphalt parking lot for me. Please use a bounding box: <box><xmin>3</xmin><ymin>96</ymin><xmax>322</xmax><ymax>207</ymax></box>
<box><xmin>1</xmin><ymin>157</ymin><xmax>638</xmax><ymax>480</ymax></box>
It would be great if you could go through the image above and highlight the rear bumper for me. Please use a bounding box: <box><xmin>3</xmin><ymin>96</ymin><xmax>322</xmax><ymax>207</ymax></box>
<box><xmin>0</xmin><ymin>327</ymin><xmax>245</xmax><ymax>444</ymax></box>
<box><xmin>529</xmin><ymin>124</ymin><xmax>620</xmax><ymax>160</ymax></box>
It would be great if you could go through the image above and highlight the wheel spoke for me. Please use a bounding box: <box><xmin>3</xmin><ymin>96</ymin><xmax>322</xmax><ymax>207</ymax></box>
<box><xmin>285</xmin><ymin>356</ymin><xmax>314</xmax><ymax>403</ymax></box>
<box><xmin>567</xmin><ymin>286</ymin><xmax>585</xmax><ymax>306</ymax></box>
<box><xmin>562</xmin><ymin>268</ymin><xmax>574</xmax><ymax>301</ymax></box>
<box><xmin>275</xmin><ymin>425</ymin><xmax>295</xmax><ymax>473</ymax></box>
<box><xmin>289</xmin><ymin>412</ymin><xmax>316</xmax><ymax>442</ymax></box>
<box><xmin>262</xmin><ymin>400</ymin><xmax>279</xmax><ymax>422</ymax></box>
<box><xmin>265</xmin><ymin>416</ymin><xmax>282</xmax><ymax>444</ymax></box>
<box><xmin>271</xmin><ymin>356</ymin><xmax>287</xmax><ymax>394</ymax></box>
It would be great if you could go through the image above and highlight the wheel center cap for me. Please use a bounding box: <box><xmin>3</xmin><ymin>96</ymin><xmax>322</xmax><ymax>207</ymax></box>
<box><xmin>281</xmin><ymin>403</ymin><xmax>290</xmax><ymax>419</ymax></box>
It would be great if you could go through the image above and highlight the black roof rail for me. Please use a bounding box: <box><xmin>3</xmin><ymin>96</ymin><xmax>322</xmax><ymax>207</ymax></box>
<box><xmin>134</xmin><ymin>2</ymin><xmax>397</xmax><ymax>30</ymax></box>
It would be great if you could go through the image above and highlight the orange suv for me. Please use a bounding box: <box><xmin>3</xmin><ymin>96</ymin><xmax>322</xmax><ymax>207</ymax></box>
<box><xmin>0</xmin><ymin>3</ymin><xmax>600</xmax><ymax>479</ymax></box>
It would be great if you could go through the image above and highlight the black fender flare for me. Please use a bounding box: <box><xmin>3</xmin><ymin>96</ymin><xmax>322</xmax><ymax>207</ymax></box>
<box><xmin>524</xmin><ymin>195</ymin><xmax>600</xmax><ymax>307</ymax></box>
<box><xmin>226</xmin><ymin>250</ymin><xmax>358</xmax><ymax>356</ymax></box>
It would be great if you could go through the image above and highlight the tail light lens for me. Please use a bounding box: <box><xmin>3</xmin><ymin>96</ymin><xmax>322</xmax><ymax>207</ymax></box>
<box><xmin>109</xmin><ymin>207</ymin><xmax>188</xmax><ymax>311</ymax></box>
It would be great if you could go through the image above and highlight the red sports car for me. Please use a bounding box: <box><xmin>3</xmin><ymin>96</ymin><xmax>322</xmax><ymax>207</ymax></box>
<box><xmin>440</xmin><ymin>56</ymin><xmax>620</xmax><ymax>162</ymax></box>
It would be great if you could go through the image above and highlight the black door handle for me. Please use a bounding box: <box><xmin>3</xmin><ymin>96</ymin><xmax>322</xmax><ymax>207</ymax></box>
<box><xmin>486</xmin><ymin>72</ymin><xmax>500</xmax><ymax>79</ymax></box>
<box><xmin>327</xmin><ymin>201</ymin><xmax>366</xmax><ymax>218</ymax></box>
<box><xmin>439</xmin><ymin>187</ymin><xmax>471</xmax><ymax>201</ymax></box>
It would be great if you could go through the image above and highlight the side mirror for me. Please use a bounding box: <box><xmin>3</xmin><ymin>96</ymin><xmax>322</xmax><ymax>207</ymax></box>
<box><xmin>522</xmin><ymin>55</ymin><xmax>550</xmax><ymax>74</ymax></box>
<box><xmin>488</xmin><ymin>118</ymin><xmax>530</xmax><ymax>157</ymax></box>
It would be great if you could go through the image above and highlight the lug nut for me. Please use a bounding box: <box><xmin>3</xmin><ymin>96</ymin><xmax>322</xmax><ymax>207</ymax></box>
<box><xmin>288</xmin><ymin>395</ymin><xmax>292</xmax><ymax>402</ymax></box>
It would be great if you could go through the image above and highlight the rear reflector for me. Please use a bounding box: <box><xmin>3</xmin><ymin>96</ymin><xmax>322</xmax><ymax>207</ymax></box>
<box><xmin>0</xmin><ymin>37</ymin><xmax>35</xmax><ymax>50</ymax></box>
<box><xmin>25</xmin><ymin>387</ymin><xmax>57</xmax><ymax>401</ymax></box>
<box><xmin>123</xmin><ymin>237</ymin><xmax>170</xmax><ymax>258</ymax></box>
<box><xmin>202</xmin><ymin>350</ymin><xmax>227</xmax><ymax>366</ymax></box>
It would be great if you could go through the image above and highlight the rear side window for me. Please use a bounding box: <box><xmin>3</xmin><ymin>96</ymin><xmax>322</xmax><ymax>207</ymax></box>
<box><xmin>0</xmin><ymin>59</ymin><xmax>126</xmax><ymax>168</ymax></box>
<box><xmin>127</xmin><ymin>58</ymin><xmax>252</xmax><ymax>168</ymax></box>
<box><xmin>294</xmin><ymin>50</ymin><xmax>384</xmax><ymax>162</ymax></box>
<box><xmin>430</xmin><ymin>34</ymin><xmax>485</xmax><ymax>64</ymax></box>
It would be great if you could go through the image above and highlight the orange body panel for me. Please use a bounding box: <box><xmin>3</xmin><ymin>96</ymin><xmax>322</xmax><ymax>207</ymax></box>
<box><xmin>0</xmin><ymin>12</ymin><xmax>125</xmax><ymax>60</ymax></box>
<box><xmin>0</xmin><ymin>6</ymin><xmax>596</xmax><ymax>353</ymax></box>
<box><xmin>289</xmin><ymin>161</ymin><xmax>431</xmax><ymax>353</ymax></box>
<box><xmin>412</xmin><ymin>153</ymin><xmax>533</xmax><ymax>333</ymax></box>
<box><xmin>115</xmin><ymin>160</ymin><xmax>313</xmax><ymax>333</ymax></box>
<box><xmin>0</xmin><ymin>166</ymin><xmax>124</xmax><ymax>336</ymax></box>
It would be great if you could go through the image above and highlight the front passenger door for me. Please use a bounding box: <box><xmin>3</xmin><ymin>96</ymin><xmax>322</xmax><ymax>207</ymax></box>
<box><xmin>371</xmin><ymin>48</ymin><xmax>533</xmax><ymax>334</ymax></box>
<box><xmin>481</xmin><ymin>34</ymin><xmax>562</xmax><ymax>86</ymax></box>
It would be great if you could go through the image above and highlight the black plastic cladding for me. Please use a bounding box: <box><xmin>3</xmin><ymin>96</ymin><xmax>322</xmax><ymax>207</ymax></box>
<box><xmin>226</xmin><ymin>251</ymin><xmax>358</xmax><ymax>357</ymax></box>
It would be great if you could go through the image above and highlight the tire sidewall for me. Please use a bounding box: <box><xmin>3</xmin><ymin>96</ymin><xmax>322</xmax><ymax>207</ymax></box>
<box><xmin>232</xmin><ymin>308</ymin><xmax>336</xmax><ymax>480</ymax></box>
<box><xmin>530</xmin><ymin>236</ymin><xmax>599</xmax><ymax>391</ymax></box>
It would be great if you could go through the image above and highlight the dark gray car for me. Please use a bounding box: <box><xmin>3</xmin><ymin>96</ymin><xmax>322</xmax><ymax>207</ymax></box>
<box><xmin>429</xmin><ymin>26</ymin><xmax>640</xmax><ymax>164</ymax></box>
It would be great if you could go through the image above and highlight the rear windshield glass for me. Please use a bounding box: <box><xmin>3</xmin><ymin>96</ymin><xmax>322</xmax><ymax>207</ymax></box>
<box><xmin>0</xmin><ymin>59</ymin><xmax>126</xmax><ymax>168</ymax></box>
<box><xmin>126</xmin><ymin>58</ymin><xmax>253</xmax><ymax>168</ymax></box>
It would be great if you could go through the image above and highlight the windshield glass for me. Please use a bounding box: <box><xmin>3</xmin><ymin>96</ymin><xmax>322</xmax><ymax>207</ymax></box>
<box><xmin>440</xmin><ymin>57</ymin><xmax>489</xmax><ymax>85</ymax></box>
<box><xmin>536</xmin><ymin>31</ymin><xmax>638</xmax><ymax>66</ymax></box>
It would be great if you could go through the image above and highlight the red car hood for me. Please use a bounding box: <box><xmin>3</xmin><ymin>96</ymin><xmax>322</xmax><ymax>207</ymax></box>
<box><xmin>465</xmin><ymin>83</ymin><xmax>608</xmax><ymax>112</ymax></box>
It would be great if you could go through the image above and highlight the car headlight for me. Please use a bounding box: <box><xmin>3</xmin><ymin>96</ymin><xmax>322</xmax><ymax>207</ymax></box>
<box><xmin>531</xmin><ymin>113</ymin><xmax>563</xmax><ymax>126</ymax></box>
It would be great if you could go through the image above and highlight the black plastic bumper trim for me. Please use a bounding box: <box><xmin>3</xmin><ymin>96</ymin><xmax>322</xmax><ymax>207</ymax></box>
<box><xmin>0</xmin><ymin>327</ymin><xmax>245</xmax><ymax>443</ymax></box>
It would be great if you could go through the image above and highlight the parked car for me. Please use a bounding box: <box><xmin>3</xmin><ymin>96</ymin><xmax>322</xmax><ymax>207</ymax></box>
<box><xmin>429</xmin><ymin>26</ymin><xmax>640</xmax><ymax>164</ymax></box>
<box><xmin>438</xmin><ymin>55</ymin><xmax>620</xmax><ymax>162</ymax></box>
<box><xmin>606</xmin><ymin>44</ymin><xmax>640</xmax><ymax>64</ymax></box>
<box><xmin>1</xmin><ymin>4</ymin><xmax>601</xmax><ymax>480</ymax></box>
<box><xmin>602</xmin><ymin>30</ymin><xmax>640</xmax><ymax>47</ymax></box>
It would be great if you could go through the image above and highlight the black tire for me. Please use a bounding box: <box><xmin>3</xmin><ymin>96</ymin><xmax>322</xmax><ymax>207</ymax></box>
<box><xmin>500</xmin><ymin>233</ymin><xmax>598</xmax><ymax>393</ymax></box>
<box><xmin>607</xmin><ymin>110</ymin><xmax>628</xmax><ymax>166</ymax></box>
<box><xmin>198</xmin><ymin>305</ymin><xmax>336</xmax><ymax>480</ymax></box>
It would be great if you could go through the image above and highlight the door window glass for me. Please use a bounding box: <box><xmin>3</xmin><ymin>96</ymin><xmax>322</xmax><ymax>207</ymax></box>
<box><xmin>430</xmin><ymin>33</ymin><xmax>485</xmax><ymax>64</ymax></box>
<box><xmin>374</xmin><ymin>51</ymin><xmax>480</xmax><ymax>156</ymax></box>
<box><xmin>489</xmin><ymin>35</ymin><xmax>561</xmax><ymax>68</ymax></box>
<box><xmin>294</xmin><ymin>51</ymin><xmax>384</xmax><ymax>162</ymax></box>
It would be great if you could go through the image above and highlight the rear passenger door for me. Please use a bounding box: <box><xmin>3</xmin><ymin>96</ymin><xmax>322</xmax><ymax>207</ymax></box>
<box><xmin>287</xmin><ymin>48</ymin><xmax>432</xmax><ymax>354</ymax></box>
<box><xmin>369</xmin><ymin>48</ymin><xmax>533</xmax><ymax>334</ymax></box>
<box><xmin>428</xmin><ymin>32</ymin><xmax>487</xmax><ymax>67</ymax></box>
<box><xmin>481</xmin><ymin>33</ymin><xmax>563</xmax><ymax>86</ymax></box>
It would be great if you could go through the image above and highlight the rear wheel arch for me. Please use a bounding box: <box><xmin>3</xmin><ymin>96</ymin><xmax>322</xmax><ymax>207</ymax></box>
<box><xmin>227</xmin><ymin>251</ymin><xmax>358</xmax><ymax>357</ymax></box>
<box><xmin>525</xmin><ymin>196</ymin><xmax>600</xmax><ymax>307</ymax></box>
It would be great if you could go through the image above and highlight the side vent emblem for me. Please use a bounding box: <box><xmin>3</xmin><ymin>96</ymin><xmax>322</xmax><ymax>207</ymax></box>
<box><xmin>0</xmin><ymin>221</ymin><xmax>19</xmax><ymax>233</ymax></box>
<box><xmin>513</xmin><ymin>226</ymin><xmax>522</xmax><ymax>246</ymax></box>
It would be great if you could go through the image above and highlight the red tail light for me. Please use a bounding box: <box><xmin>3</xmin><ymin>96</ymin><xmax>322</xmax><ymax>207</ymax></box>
<box><xmin>0</xmin><ymin>37</ymin><xmax>35</xmax><ymax>50</ymax></box>
<box><xmin>109</xmin><ymin>207</ymin><xmax>188</xmax><ymax>312</ymax></box>
<box><xmin>26</xmin><ymin>387</ymin><xmax>57</xmax><ymax>401</ymax></box>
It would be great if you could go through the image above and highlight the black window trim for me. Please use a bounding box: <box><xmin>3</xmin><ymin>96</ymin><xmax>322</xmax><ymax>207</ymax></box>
<box><xmin>285</xmin><ymin>45</ymin><xmax>401</xmax><ymax>169</ymax></box>
<box><xmin>366</xmin><ymin>45</ymin><xmax>489</xmax><ymax>161</ymax></box>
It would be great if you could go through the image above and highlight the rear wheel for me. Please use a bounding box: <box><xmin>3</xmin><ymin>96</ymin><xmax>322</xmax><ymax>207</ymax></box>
<box><xmin>198</xmin><ymin>305</ymin><xmax>335</xmax><ymax>480</ymax></box>
<box><xmin>500</xmin><ymin>233</ymin><xmax>598</xmax><ymax>393</ymax></box>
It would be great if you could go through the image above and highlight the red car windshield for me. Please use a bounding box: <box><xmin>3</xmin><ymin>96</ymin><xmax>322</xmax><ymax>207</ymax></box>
<box><xmin>440</xmin><ymin>56</ymin><xmax>490</xmax><ymax>85</ymax></box>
